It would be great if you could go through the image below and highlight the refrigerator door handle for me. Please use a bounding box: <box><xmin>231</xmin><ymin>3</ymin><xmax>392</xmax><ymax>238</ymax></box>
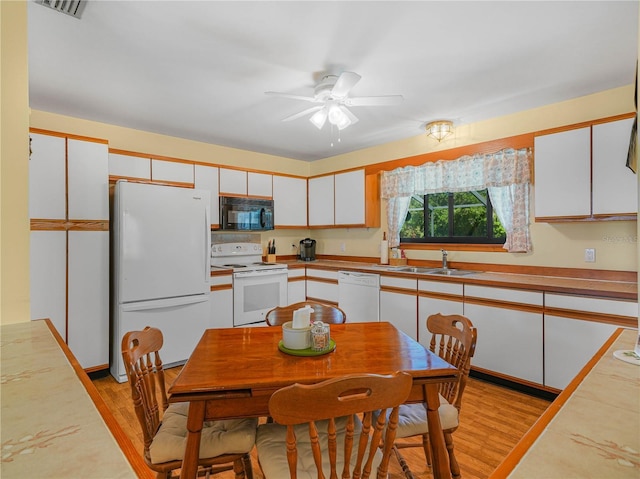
<box><xmin>122</xmin><ymin>294</ymin><xmax>208</xmax><ymax>312</ymax></box>
<box><xmin>204</xmin><ymin>206</ymin><xmax>210</xmax><ymax>283</ymax></box>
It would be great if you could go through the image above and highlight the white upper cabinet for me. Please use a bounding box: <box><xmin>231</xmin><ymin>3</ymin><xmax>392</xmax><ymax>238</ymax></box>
<box><xmin>248</xmin><ymin>172</ymin><xmax>272</xmax><ymax>197</ymax></box>
<box><xmin>108</xmin><ymin>152</ymin><xmax>151</xmax><ymax>180</ymax></box>
<box><xmin>67</xmin><ymin>139</ymin><xmax>109</xmax><ymax>220</ymax></box>
<box><xmin>151</xmin><ymin>159</ymin><xmax>194</xmax><ymax>184</ymax></box>
<box><xmin>534</xmin><ymin>127</ymin><xmax>591</xmax><ymax>219</ymax></box>
<box><xmin>534</xmin><ymin>117</ymin><xmax>636</xmax><ymax>221</ymax></box>
<box><xmin>592</xmin><ymin>118</ymin><xmax>636</xmax><ymax>216</ymax></box>
<box><xmin>219</xmin><ymin>168</ymin><xmax>247</xmax><ymax>195</ymax></box>
<box><xmin>29</xmin><ymin>133</ymin><xmax>66</xmax><ymax>219</ymax></box>
<box><xmin>308</xmin><ymin>175</ymin><xmax>335</xmax><ymax>226</ymax></box>
<box><xmin>273</xmin><ymin>175</ymin><xmax>307</xmax><ymax>227</ymax></box>
<box><xmin>335</xmin><ymin>169</ymin><xmax>365</xmax><ymax>225</ymax></box>
<box><xmin>194</xmin><ymin>165</ymin><xmax>220</xmax><ymax>226</ymax></box>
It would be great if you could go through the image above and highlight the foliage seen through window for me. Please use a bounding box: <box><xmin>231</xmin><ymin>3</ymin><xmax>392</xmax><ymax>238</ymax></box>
<box><xmin>400</xmin><ymin>190</ymin><xmax>506</xmax><ymax>244</ymax></box>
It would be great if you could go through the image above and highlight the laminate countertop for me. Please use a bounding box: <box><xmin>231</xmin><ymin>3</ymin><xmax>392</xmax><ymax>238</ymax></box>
<box><xmin>0</xmin><ymin>320</ymin><xmax>138</xmax><ymax>479</ymax></box>
<box><xmin>491</xmin><ymin>328</ymin><xmax>640</xmax><ymax>478</ymax></box>
<box><xmin>282</xmin><ymin>259</ymin><xmax>637</xmax><ymax>301</ymax></box>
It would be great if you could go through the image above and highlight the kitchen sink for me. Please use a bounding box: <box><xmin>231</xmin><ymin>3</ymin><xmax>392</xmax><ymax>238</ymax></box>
<box><xmin>426</xmin><ymin>268</ymin><xmax>479</xmax><ymax>276</ymax></box>
<box><xmin>397</xmin><ymin>266</ymin><xmax>441</xmax><ymax>274</ymax></box>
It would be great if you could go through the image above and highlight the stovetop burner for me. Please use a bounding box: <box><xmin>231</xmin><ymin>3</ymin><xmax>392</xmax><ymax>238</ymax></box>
<box><xmin>211</xmin><ymin>242</ymin><xmax>287</xmax><ymax>272</ymax></box>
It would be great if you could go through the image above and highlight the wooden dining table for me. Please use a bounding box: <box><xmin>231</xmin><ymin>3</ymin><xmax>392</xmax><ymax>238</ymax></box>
<box><xmin>168</xmin><ymin>321</ymin><xmax>459</xmax><ymax>479</ymax></box>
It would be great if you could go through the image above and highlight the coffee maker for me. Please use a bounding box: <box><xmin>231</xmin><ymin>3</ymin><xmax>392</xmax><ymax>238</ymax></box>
<box><xmin>298</xmin><ymin>238</ymin><xmax>316</xmax><ymax>261</ymax></box>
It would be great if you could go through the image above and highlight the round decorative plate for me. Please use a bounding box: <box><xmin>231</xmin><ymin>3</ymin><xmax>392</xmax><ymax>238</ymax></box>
<box><xmin>278</xmin><ymin>339</ymin><xmax>336</xmax><ymax>357</ymax></box>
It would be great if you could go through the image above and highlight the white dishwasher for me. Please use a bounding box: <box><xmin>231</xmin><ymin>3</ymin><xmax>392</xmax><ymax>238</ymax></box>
<box><xmin>338</xmin><ymin>271</ymin><xmax>380</xmax><ymax>323</ymax></box>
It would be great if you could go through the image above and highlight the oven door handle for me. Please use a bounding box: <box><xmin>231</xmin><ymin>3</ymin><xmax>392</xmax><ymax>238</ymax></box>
<box><xmin>234</xmin><ymin>269</ymin><xmax>287</xmax><ymax>279</ymax></box>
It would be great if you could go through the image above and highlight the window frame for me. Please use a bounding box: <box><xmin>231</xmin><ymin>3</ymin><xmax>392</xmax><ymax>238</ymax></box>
<box><xmin>400</xmin><ymin>189</ymin><xmax>506</xmax><ymax>245</ymax></box>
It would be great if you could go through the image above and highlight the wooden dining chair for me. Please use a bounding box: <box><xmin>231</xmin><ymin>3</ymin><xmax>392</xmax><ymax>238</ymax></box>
<box><xmin>121</xmin><ymin>327</ymin><xmax>257</xmax><ymax>479</ymax></box>
<box><xmin>392</xmin><ymin>313</ymin><xmax>477</xmax><ymax>479</ymax></box>
<box><xmin>255</xmin><ymin>372</ymin><xmax>413</xmax><ymax>479</ymax></box>
<box><xmin>265</xmin><ymin>300</ymin><xmax>346</xmax><ymax>326</ymax></box>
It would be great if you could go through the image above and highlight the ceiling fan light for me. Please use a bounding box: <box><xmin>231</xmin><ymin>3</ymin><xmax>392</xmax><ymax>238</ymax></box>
<box><xmin>425</xmin><ymin>120</ymin><xmax>454</xmax><ymax>142</ymax></box>
<box><xmin>309</xmin><ymin>109</ymin><xmax>327</xmax><ymax>129</ymax></box>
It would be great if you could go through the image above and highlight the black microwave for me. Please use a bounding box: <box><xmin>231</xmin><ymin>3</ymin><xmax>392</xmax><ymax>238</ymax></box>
<box><xmin>220</xmin><ymin>196</ymin><xmax>274</xmax><ymax>231</ymax></box>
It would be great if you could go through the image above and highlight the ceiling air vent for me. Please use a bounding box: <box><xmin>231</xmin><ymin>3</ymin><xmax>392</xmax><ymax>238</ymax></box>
<box><xmin>36</xmin><ymin>0</ymin><xmax>86</xmax><ymax>19</ymax></box>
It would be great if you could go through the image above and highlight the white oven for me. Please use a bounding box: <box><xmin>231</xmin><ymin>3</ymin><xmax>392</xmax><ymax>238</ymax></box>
<box><xmin>210</xmin><ymin>239</ymin><xmax>288</xmax><ymax>327</ymax></box>
<box><xmin>233</xmin><ymin>268</ymin><xmax>288</xmax><ymax>327</ymax></box>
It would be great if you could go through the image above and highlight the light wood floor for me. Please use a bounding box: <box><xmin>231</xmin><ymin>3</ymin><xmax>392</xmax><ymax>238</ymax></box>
<box><xmin>92</xmin><ymin>368</ymin><xmax>551</xmax><ymax>479</ymax></box>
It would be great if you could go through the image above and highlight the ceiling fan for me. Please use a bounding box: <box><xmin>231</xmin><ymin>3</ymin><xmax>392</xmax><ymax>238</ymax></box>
<box><xmin>265</xmin><ymin>71</ymin><xmax>403</xmax><ymax>131</ymax></box>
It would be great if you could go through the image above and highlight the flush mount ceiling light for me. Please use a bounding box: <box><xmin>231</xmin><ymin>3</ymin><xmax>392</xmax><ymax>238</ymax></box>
<box><xmin>425</xmin><ymin>120</ymin><xmax>454</xmax><ymax>142</ymax></box>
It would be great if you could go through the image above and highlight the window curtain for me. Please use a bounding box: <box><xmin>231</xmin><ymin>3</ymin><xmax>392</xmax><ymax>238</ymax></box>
<box><xmin>381</xmin><ymin>148</ymin><xmax>532</xmax><ymax>252</ymax></box>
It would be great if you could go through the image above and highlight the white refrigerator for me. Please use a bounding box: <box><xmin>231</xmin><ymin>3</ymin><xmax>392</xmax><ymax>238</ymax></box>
<box><xmin>111</xmin><ymin>181</ymin><xmax>211</xmax><ymax>383</ymax></box>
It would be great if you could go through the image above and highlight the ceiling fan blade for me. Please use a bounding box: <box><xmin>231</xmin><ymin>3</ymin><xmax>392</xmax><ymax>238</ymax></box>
<box><xmin>331</xmin><ymin>71</ymin><xmax>361</xmax><ymax>99</ymax></box>
<box><xmin>265</xmin><ymin>91</ymin><xmax>319</xmax><ymax>103</ymax></box>
<box><xmin>345</xmin><ymin>95</ymin><xmax>404</xmax><ymax>106</ymax></box>
<box><xmin>282</xmin><ymin>105</ymin><xmax>324</xmax><ymax>122</ymax></box>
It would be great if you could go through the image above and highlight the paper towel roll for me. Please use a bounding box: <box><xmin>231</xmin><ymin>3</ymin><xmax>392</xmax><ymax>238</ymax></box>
<box><xmin>380</xmin><ymin>239</ymin><xmax>389</xmax><ymax>264</ymax></box>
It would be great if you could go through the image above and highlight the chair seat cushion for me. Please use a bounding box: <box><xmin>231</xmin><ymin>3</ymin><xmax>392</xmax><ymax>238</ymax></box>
<box><xmin>395</xmin><ymin>395</ymin><xmax>459</xmax><ymax>438</ymax></box>
<box><xmin>149</xmin><ymin>402</ymin><xmax>258</xmax><ymax>464</ymax></box>
<box><xmin>256</xmin><ymin>416</ymin><xmax>383</xmax><ymax>479</ymax></box>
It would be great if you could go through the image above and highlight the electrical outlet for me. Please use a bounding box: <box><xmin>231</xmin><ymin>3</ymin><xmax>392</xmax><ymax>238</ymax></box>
<box><xmin>340</xmin><ymin>242</ymin><xmax>346</xmax><ymax>252</ymax></box>
<box><xmin>584</xmin><ymin>248</ymin><xmax>596</xmax><ymax>263</ymax></box>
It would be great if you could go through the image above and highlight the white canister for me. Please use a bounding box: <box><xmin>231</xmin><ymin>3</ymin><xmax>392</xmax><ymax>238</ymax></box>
<box><xmin>282</xmin><ymin>321</ymin><xmax>311</xmax><ymax>350</ymax></box>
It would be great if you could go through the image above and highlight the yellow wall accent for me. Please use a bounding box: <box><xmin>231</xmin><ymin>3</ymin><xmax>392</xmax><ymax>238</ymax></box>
<box><xmin>1</xmin><ymin>1</ymin><xmax>30</xmax><ymax>325</ymax></box>
<box><xmin>310</xmin><ymin>85</ymin><xmax>634</xmax><ymax>176</ymax></box>
<box><xmin>30</xmin><ymin>110</ymin><xmax>311</xmax><ymax>177</ymax></box>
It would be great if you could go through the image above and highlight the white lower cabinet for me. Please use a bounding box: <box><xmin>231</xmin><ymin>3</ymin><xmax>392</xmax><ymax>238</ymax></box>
<box><xmin>417</xmin><ymin>280</ymin><xmax>463</xmax><ymax>348</ymax></box>
<box><xmin>287</xmin><ymin>268</ymin><xmax>306</xmax><ymax>304</ymax></box>
<box><xmin>380</xmin><ymin>276</ymin><xmax>417</xmax><ymax>340</ymax></box>
<box><xmin>30</xmin><ymin>231</ymin><xmax>67</xmax><ymax>338</ymax></box>
<box><xmin>543</xmin><ymin>293</ymin><xmax>637</xmax><ymax>390</ymax></box>
<box><xmin>544</xmin><ymin>315</ymin><xmax>617</xmax><ymax>390</ymax></box>
<box><xmin>464</xmin><ymin>285</ymin><xmax>544</xmax><ymax>385</ymax></box>
<box><xmin>209</xmin><ymin>274</ymin><xmax>233</xmax><ymax>329</ymax></box>
<box><xmin>67</xmin><ymin>231</ymin><xmax>110</xmax><ymax>369</ymax></box>
<box><xmin>305</xmin><ymin>268</ymin><xmax>339</xmax><ymax>303</ymax></box>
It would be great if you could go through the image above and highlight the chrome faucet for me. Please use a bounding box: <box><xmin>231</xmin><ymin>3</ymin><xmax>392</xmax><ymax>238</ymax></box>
<box><xmin>441</xmin><ymin>249</ymin><xmax>448</xmax><ymax>270</ymax></box>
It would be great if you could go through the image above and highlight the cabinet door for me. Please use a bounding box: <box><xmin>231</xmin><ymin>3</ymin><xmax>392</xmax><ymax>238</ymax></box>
<box><xmin>29</xmin><ymin>133</ymin><xmax>66</xmax><ymax>219</ymax></box>
<box><xmin>195</xmin><ymin>165</ymin><xmax>220</xmax><ymax>227</ymax></box>
<box><xmin>108</xmin><ymin>152</ymin><xmax>151</xmax><ymax>180</ymax></box>
<box><xmin>464</xmin><ymin>302</ymin><xmax>543</xmax><ymax>384</ymax></box>
<box><xmin>209</xmin><ymin>289</ymin><xmax>233</xmax><ymax>329</ymax></box>
<box><xmin>219</xmin><ymin>168</ymin><xmax>247</xmax><ymax>195</ymax></box>
<box><xmin>592</xmin><ymin>118</ymin><xmax>637</xmax><ymax>215</ymax></box>
<box><xmin>67</xmin><ymin>231</ymin><xmax>109</xmax><ymax>369</ymax></box>
<box><xmin>68</xmin><ymin>139</ymin><xmax>109</xmax><ymax>220</ymax></box>
<box><xmin>534</xmin><ymin>127</ymin><xmax>591</xmax><ymax>219</ymax></box>
<box><xmin>335</xmin><ymin>170</ymin><xmax>365</xmax><ymax>225</ymax></box>
<box><xmin>380</xmin><ymin>276</ymin><xmax>417</xmax><ymax>340</ymax></box>
<box><xmin>151</xmin><ymin>159</ymin><xmax>194</xmax><ymax>184</ymax></box>
<box><xmin>273</xmin><ymin>175</ymin><xmax>307</xmax><ymax>227</ymax></box>
<box><xmin>288</xmin><ymin>280</ymin><xmax>306</xmax><ymax>304</ymax></box>
<box><xmin>30</xmin><ymin>231</ymin><xmax>67</xmax><ymax>339</ymax></box>
<box><xmin>248</xmin><ymin>172</ymin><xmax>272</xmax><ymax>197</ymax></box>
<box><xmin>308</xmin><ymin>175</ymin><xmax>334</xmax><ymax>226</ymax></box>
<box><xmin>544</xmin><ymin>315</ymin><xmax>617</xmax><ymax>390</ymax></box>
